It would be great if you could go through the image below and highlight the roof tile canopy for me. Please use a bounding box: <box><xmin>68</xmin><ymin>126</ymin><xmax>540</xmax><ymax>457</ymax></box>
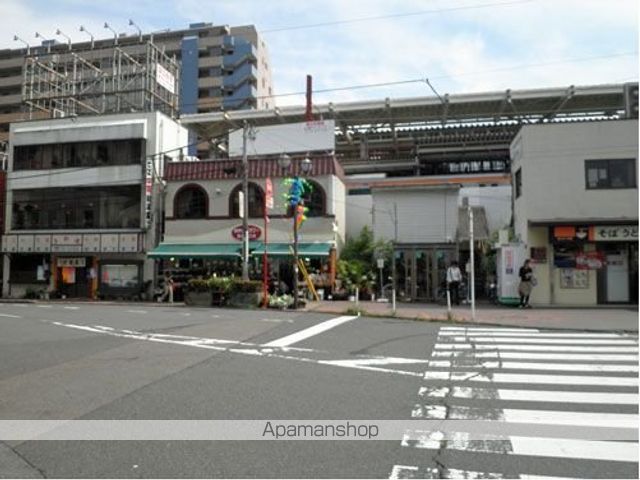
<box><xmin>165</xmin><ymin>155</ymin><xmax>344</xmax><ymax>181</ymax></box>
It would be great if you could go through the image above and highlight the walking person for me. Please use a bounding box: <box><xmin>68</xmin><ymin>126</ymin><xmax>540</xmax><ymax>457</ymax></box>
<box><xmin>160</xmin><ymin>273</ymin><xmax>174</xmax><ymax>303</ymax></box>
<box><xmin>518</xmin><ymin>259</ymin><xmax>535</xmax><ymax>308</ymax></box>
<box><xmin>446</xmin><ymin>260</ymin><xmax>462</xmax><ymax>305</ymax></box>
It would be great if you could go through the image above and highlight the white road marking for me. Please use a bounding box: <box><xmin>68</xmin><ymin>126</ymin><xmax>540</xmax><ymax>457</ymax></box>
<box><xmin>404</xmin><ymin>431</ymin><xmax>637</xmax><ymax>462</ymax></box>
<box><xmin>440</xmin><ymin>337</ymin><xmax>638</xmax><ymax>344</ymax></box>
<box><xmin>0</xmin><ymin>313</ymin><xmax>21</xmax><ymax>318</ymax></box>
<box><xmin>438</xmin><ymin>332</ymin><xmax>632</xmax><ymax>338</ymax></box>
<box><xmin>435</xmin><ymin>343</ymin><xmax>638</xmax><ymax>352</ymax></box>
<box><xmin>418</xmin><ymin>386</ymin><xmax>639</xmax><ymax>405</ymax></box>
<box><xmin>389</xmin><ymin>465</ymin><xmax>419</xmax><ymax>479</ymax></box>
<box><xmin>36</xmin><ymin>305</ymin><xmax>52</xmax><ymax>309</ymax></box>
<box><xmin>181</xmin><ymin>313</ymin><xmax>191</xmax><ymax>317</ymax></box>
<box><xmin>261</xmin><ymin>318</ymin><xmax>295</xmax><ymax>323</ymax></box>
<box><xmin>431</xmin><ymin>350</ymin><xmax>638</xmax><ymax>361</ymax></box>
<box><xmin>263</xmin><ymin>315</ymin><xmax>358</xmax><ymax>347</ymax></box>
<box><xmin>428</xmin><ymin>360</ymin><xmax>638</xmax><ymax>373</ymax></box>
<box><xmin>423</xmin><ymin>371</ymin><xmax>638</xmax><ymax>387</ymax></box>
<box><xmin>441</xmin><ymin>327</ymin><xmax>540</xmax><ymax>332</ymax></box>
<box><xmin>325</xmin><ymin>357</ymin><xmax>432</xmax><ymax>367</ymax></box>
<box><xmin>45</xmin><ymin>320</ymin><xmax>424</xmax><ymax>378</ymax></box>
<box><xmin>126</xmin><ymin>310</ymin><xmax>148</xmax><ymax>314</ymax></box>
<box><xmin>211</xmin><ymin>314</ymin><xmax>220</xmax><ymax>318</ymax></box>
<box><xmin>412</xmin><ymin>404</ymin><xmax>637</xmax><ymax>428</ymax></box>
<box><xmin>63</xmin><ymin>306</ymin><xmax>79</xmax><ymax>310</ymax></box>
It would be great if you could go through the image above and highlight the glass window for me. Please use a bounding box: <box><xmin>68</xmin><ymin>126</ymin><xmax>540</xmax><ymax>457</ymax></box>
<box><xmin>101</xmin><ymin>264</ymin><xmax>140</xmax><ymax>288</ymax></box>
<box><xmin>175</xmin><ymin>185</ymin><xmax>208</xmax><ymax>219</ymax></box>
<box><xmin>230</xmin><ymin>182</ymin><xmax>264</xmax><ymax>218</ymax></box>
<box><xmin>13</xmin><ymin>139</ymin><xmax>144</xmax><ymax>171</ymax></box>
<box><xmin>585</xmin><ymin>159</ymin><xmax>636</xmax><ymax>189</ymax></box>
<box><xmin>12</xmin><ymin>186</ymin><xmax>141</xmax><ymax>230</ymax></box>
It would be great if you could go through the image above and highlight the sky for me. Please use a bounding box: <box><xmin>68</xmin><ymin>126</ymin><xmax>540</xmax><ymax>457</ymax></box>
<box><xmin>2</xmin><ymin>0</ymin><xmax>638</xmax><ymax>106</ymax></box>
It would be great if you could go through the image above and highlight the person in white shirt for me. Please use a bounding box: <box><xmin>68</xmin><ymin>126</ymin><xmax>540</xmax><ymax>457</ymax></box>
<box><xmin>446</xmin><ymin>261</ymin><xmax>462</xmax><ymax>305</ymax></box>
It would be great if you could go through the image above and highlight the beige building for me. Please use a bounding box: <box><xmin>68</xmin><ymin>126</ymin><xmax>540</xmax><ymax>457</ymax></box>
<box><xmin>511</xmin><ymin>119</ymin><xmax>638</xmax><ymax>305</ymax></box>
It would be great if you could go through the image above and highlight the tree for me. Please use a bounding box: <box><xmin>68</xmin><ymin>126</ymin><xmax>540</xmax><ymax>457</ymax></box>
<box><xmin>339</xmin><ymin>227</ymin><xmax>393</xmax><ymax>294</ymax></box>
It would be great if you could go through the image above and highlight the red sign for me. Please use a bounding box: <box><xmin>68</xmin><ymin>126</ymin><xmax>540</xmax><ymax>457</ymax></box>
<box><xmin>265</xmin><ymin>177</ymin><xmax>274</xmax><ymax>210</ymax></box>
<box><xmin>576</xmin><ymin>251</ymin><xmax>605</xmax><ymax>270</ymax></box>
<box><xmin>231</xmin><ymin>225</ymin><xmax>262</xmax><ymax>241</ymax></box>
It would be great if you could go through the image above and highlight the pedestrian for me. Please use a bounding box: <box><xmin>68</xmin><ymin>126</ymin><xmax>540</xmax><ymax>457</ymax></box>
<box><xmin>518</xmin><ymin>259</ymin><xmax>535</xmax><ymax>308</ymax></box>
<box><xmin>446</xmin><ymin>260</ymin><xmax>462</xmax><ymax>305</ymax></box>
<box><xmin>160</xmin><ymin>273</ymin><xmax>174</xmax><ymax>303</ymax></box>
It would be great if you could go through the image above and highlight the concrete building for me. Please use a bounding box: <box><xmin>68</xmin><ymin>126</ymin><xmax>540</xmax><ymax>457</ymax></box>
<box><xmin>0</xmin><ymin>22</ymin><xmax>273</xmax><ymax>147</ymax></box>
<box><xmin>1</xmin><ymin>112</ymin><xmax>188</xmax><ymax>298</ymax></box>
<box><xmin>511</xmin><ymin>119</ymin><xmax>638</xmax><ymax>305</ymax></box>
<box><xmin>150</xmin><ymin>156</ymin><xmax>346</xmax><ymax>295</ymax></box>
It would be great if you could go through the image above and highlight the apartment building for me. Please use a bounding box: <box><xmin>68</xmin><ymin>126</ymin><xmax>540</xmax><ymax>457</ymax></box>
<box><xmin>511</xmin><ymin>119</ymin><xmax>638</xmax><ymax>305</ymax></box>
<box><xmin>1</xmin><ymin>112</ymin><xmax>188</xmax><ymax>299</ymax></box>
<box><xmin>0</xmin><ymin>22</ymin><xmax>274</xmax><ymax>147</ymax></box>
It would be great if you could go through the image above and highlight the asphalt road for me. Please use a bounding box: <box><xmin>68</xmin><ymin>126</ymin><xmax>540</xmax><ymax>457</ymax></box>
<box><xmin>0</xmin><ymin>302</ymin><xmax>637</xmax><ymax>479</ymax></box>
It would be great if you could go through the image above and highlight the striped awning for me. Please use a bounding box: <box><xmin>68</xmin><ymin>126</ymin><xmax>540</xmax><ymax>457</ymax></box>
<box><xmin>148</xmin><ymin>243</ymin><xmax>241</xmax><ymax>259</ymax></box>
<box><xmin>251</xmin><ymin>242</ymin><xmax>333</xmax><ymax>258</ymax></box>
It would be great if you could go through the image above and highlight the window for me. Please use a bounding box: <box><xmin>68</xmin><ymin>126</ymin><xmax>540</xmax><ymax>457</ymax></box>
<box><xmin>287</xmin><ymin>180</ymin><xmax>326</xmax><ymax>217</ymax></box>
<box><xmin>9</xmin><ymin>254</ymin><xmax>48</xmax><ymax>283</ymax></box>
<box><xmin>175</xmin><ymin>185</ymin><xmax>208</xmax><ymax>219</ymax></box>
<box><xmin>585</xmin><ymin>159</ymin><xmax>636</xmax><ymax>189</ymax></box>
<box><xmin>12</xmin><ymin>185</ymin><xmax>141</xmax><ymax>230</ymax></box>
<box><xmin>100</xmin><ymin>264</ymin><xmax>140</xmax><ymax>288</ymax></box>
<box><xmin>230</xmin><ymin>182</ymin><xmax>264</xmax><ymax>218</ymax></box>
<box><xmin>515</xmin><ymin>168</ymin><xmax>522</xmax><ymax>198</ymax></box>
<box><xmin>13</xmin><ymin>139</ymin><xmax>143</xmax><ymax>170</ymax></box>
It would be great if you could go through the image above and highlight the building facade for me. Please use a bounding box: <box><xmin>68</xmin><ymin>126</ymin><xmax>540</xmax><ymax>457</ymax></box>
<box><xmin>1</xmin><ymin>112</ymin><xmax>188</xmax><ymax>298</ymax></box>
<box><xmin>511</xmin><ymin>119</ymin><xmax>638</xmax><ymax>305</ymax></box>
<box><xmin>0</xmin><ymin>22</ymin><xmax>273</xmax><ymax>147</ymax></box>
<box><xmin>150</xmin><ymin>156</ymin><xmax>346</xmax><ymax>295</ymax></box>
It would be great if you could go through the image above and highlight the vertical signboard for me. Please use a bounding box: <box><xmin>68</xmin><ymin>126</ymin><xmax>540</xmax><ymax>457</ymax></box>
<box><xmin>145</xmin><ymin>157</ymin><xmax>153</xmax><ymax>228</ymax></box>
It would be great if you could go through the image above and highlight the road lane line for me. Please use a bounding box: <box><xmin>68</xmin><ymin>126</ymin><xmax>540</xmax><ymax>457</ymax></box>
<box><xmin>389</xmin><ymin>465</ymin><xmax>419</xmax><ymax>479</ymax></box>
<box><xmin>126</xmin><ymin>310</ymin><xmax>148</xmax><ymax>314</ymax></box>
<box><xmin>63</xmin><ymin>306</ymin><xmax>80</xmax><ymax>310</ymax></box>
<box><xmin>263</xmin><ymin>315</ymin><xmax>358</xmax><ymax>347</ymax></box>
<box><xmin>441</xmin><ymin>327</ymin><xmax>540</xmax><ymax>332</ymax></box>
<box><xmin>431</xmin><ymin>350</ymin><xmax>638</xmax><ymax>361</ymax></box>
<box><xmin>434</xmin><ymin>343</ymin><xmax>638</xmax><ymax>352</ymax></box>
<box><xmin>428</xmin><ymin>360</ymin><xmax>638</xmax><ymax>373</ymax></box>
<box><xmin>423</xmin><ymin>371</ymin><xmax>638</xmax><ymax>387</ymax></box>
<box><xmin>417</xmin><ymin>386</ymin><xmax>639</xmax><ymax>405</ymax></box>
<box><xmin>439</xmin><ymin>337</ymin><xmax>638</xmax><ymax>344</ymax></box>
<box><xmin>0</xmin><ymin>313</ymin><xmax>21</xmax><ymax>318</ymax></box>
<box><xmin>438</xmin><ymin>332</ymin><xmax>632</xmax><ymax>338</ymax></box>
<box><xmin>36</xmin><ymin>305</ymin><xmax>52</xmax><ymax>308</ymax></box>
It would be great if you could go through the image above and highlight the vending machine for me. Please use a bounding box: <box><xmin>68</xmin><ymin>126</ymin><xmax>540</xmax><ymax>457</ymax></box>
<box><xmin>496</xmin><ymin>243</ymin><xmax>528</xmax><ymax>305</ymax></box>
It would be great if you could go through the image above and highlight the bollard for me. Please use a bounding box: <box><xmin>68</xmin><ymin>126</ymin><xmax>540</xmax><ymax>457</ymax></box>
<box><xmin>391</xmin><ymin>289</ymin><xmax>396</xmax><ymax>315</ymax></box>
<box><xmin>355</xmin><ymin>287</ymin><xmax>359</xmax><ymax>309</ymax></box>
<box><xmin>446</xmin><ymin>288</ymin><xmax>452</xmax><ymax>315</ymax></box>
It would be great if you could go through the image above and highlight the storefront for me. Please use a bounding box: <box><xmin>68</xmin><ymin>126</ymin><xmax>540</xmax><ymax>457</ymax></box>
<box><xmin>530</xmin><ymin>224</ymin><xmax>638</xmax><ymax>305</ymax></box>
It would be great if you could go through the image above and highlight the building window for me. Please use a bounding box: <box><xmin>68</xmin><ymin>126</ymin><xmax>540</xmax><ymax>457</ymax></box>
<box><xmin>12</xmin><ymin>185</ymin><xmax>141</xmax><ymax>230</ymax></box>
<box><xmin>585</xmin><ymin>159</ymin><xmax>636</xmax><ymax>189</ymax></box>
<box><xmin>287</xmin><ymin>180</ymin><xmax>326</xmax><ymax>217</ymax></box>
<box><xmin>230</xmin><ymin>182</ymin><xmax>264</xmax><ymax>218</ymax></box>
<box><xmin>13</xmin><ymin>139</ymin><xmax>143</xmax><ymax>171</ymax></box>
<box><xmin>174</xmin><ymin>184</ymin><xmax>208</xmax><ymax>219</ymax></box>
<box><xmin>514</xmin><ymin>168</ymin><xmax>522</xmax><ymax>198</ymax></box>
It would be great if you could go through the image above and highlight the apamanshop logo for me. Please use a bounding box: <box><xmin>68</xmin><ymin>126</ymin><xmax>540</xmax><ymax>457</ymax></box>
<box><xmin>263</xmin><ymin>421</ymin><xmax>379</xmax><ymax>439</ymax></box>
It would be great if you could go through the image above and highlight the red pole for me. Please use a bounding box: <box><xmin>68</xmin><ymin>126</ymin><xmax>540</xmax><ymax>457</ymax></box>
<box><xmin>262</xmin><ymin>195</ymin><xmax>268</xmax><ymax>308</ymax></box>
<box><xmin>305</xmin><ymin>74</ymin><xmax>313</xmax><ymax>122</ymax></box>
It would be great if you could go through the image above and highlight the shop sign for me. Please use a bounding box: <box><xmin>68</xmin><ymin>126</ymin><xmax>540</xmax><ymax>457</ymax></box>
<box><xmin>575</xmin><ymin>251</ymin><xmax>605</xmax><ymax>270</ymax></box>
<box><xmin>589</xmin><ymin>225</ymin><xmax>638</xmax><ymax>242</ymax></box>
<box><xmin>231</xmin><ymin>225</ymin><xmax>262</xmax><ymax>241</ymax></box>
<box><xmin>57</xmin><ymin>257</ymin><xmax>86</xmax><ymax>267</ymax></box>
<box><xmin>145</xmin><ymin>157</ymin><xmax>154</xmax><ymax>228</ymax></box>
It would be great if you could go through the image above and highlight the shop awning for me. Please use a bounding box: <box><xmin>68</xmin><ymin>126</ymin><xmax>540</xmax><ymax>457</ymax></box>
<box><xmin>148</xmin><ymin>243</ymin><xmax>241</xmax><ymax>259</ymax></box>
<box><xmin>251</xmin><ymin>242</ymin><xmax>333</xmax><ymax>258</ymax></box>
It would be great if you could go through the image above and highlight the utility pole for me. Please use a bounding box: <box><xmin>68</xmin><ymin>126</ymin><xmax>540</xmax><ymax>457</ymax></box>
<box><xmin>241</xmin><ymin>120</ymin><xmax>250</xmax><ymax>281</ymax></box>
<box><xmin>468</xmin><ymin>204</ymin><xmax>476</xmax><ymax>321</ymax></box>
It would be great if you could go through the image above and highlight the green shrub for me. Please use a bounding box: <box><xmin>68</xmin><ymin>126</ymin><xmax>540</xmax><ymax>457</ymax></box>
<box><xmin>231</xmin><ymin>279</ymin><xmax>263</xmax><ymax>293</ymax></box>
<box><xmin>187</xmin><ymin>278</ymin><xmax>210</xmax><ymax>292</ymax></box>
<box><xmin>208</xmin><ymin>276</ymin><xmax>233</xmax><ymax>293</ymax></box>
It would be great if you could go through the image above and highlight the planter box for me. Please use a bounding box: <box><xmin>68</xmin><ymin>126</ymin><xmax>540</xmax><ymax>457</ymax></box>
<box><xmin>228</xmin><ymin>291</ymin><xmax>262</xmax><ymax>308</ymax></box>
<box><xmin>184</xmin><ymin>291</ymin><xmax>213</xmax><ymax>307</ymax></box>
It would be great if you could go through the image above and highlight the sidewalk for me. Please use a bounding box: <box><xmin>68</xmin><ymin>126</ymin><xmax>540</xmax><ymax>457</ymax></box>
<box><xmin>305</xmin><ymin>300</ymin><xmax>639</xmax><ymax>331</ymax></box>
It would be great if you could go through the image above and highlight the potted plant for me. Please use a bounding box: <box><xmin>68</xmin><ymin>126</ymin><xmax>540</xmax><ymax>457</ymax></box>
<box><xmin>209</xmin><ymin>277</ymin><xmax>233</xmax><ymax>306</ymax></box>
<box><xmin>184</xmin><ymin>278</ymin><xmax>213</xmax><ymax>307</ymax></box>
<box><xmin>228</xmin><ymin>279</ymin><xmax>263</xmax><ymax>308</ymax></box>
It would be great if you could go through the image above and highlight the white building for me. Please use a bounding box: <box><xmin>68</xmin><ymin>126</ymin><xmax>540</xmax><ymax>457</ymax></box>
<box><xmin>511</xmin><ymin>119</ymin><xmax>638</xmax><ymax>305</ymax></box>
<box><xmin>1</xmin><ymin>112</ymin><xmax>188</xmax><ymax>298</ymax></box>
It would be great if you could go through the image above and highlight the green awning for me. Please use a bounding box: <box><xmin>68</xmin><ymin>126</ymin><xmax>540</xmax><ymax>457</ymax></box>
<box><xmin>148</xmin><ymin>243</ymin><xmax>241</xmax><ymax>259</ymax></box>
<box><xmin>251</xmin><ymin>242</ymin><xmax>333</xmax><ymax>258</ymax></box>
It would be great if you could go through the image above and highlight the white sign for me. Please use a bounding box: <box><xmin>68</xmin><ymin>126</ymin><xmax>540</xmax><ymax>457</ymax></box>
<box><xmin>229</xmin><ymin>120</ymin><xmax>335</xmax><ymax>156</ymax></box>
<box><xmin>58</xmin><ymin>257</ymin><xmax>86</xmax><ymax>267</ymax></box>
<box><xmin>592</xmin><ymin>225</ymin><xmax>638</xmax><ymax>242</ymax></box>
<box><xmin>377</xmin><ymin>258</ymin><xmax>385</xmax><ymax>269</ymax></box>
<box><xmin>156</xmin><ymin>63</ymin><xmax>175</xmax><ymax>94</ymax></box>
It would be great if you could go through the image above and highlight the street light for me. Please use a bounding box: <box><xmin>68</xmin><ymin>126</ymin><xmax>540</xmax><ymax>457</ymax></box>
<box><xmin>79</xmin><ymin>25</ymin><xmax>95</xmax><ymax>49</ymax></box>
<box><xmin>55</xmin><ymin>29</ymin><xmax>72</xmax><ymax>50</ymax></box>
<box><xmin>128</xmin><ymin>19</ymin><xmax>143</xmax><ymax>42</ymax></box>
<box><xmin>34</xmin><ymin>32</ymin><xmax>52</xmax><ymax>53</ymax></box>
<box><xmin>104</xmin><ymin>22</ymin><xmax>118</xmax><ymax>45</ymax></box>
<box><xmin>13</xmin><ymin>35</ymin><xmax>30</xmax><ymax>55</ymax></box>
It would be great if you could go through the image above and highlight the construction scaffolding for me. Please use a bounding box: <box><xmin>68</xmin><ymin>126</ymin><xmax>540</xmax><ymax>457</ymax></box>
<box><xmin>22</xmin><ymin>41</ymin><xmax>180</xmax><ymax>119</ymax></box>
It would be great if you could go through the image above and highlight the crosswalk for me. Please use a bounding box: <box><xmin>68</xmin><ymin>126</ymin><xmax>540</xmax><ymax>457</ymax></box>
<box><xmin>390</xmin><ymin>326</ymin><xmax>639</xmax><ymax>479</ymax></box>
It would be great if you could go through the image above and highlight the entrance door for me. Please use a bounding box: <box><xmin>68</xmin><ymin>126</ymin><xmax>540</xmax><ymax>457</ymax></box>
<box><xmin>432</xmin><ymin>249</ymin><xmax>455</xmax><ymax>301</ymax></box>
<box><xmin>415</xmin><ymin>250</ymin><xmax>429</xmax><ymax>300</ymax></box>
<box><xmin>605</xmin><ymin>250</ymin><xmax>629</xmax><ymax>303</ymax></box>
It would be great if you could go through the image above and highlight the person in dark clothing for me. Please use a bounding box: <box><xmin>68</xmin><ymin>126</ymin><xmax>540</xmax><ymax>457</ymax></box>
<box><xmin>518</xmin><ymin>259</ymin><xmax>534</xmax><ymax>308</ymax></box>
